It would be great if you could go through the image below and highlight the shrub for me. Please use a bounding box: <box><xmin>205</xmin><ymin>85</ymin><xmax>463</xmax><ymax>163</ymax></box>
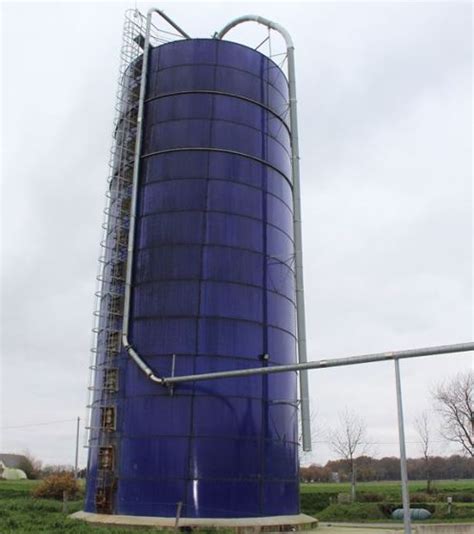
<box><xmin>410</xmin><ymin>492</ymin><xmax>437</xmax><ymax>503</ymax></box>
<box><xmin>17</xmin><ymin>453</ymin><xmax>42</xmax><ymax>480</ymax></box>
<box><xmin>358</xmin><ymin>492</ymin><xmax>385</xmax><ymax>502</ymax></box>
<box><xmin>451</xmin><ymin>492</ymin><xmax>474</xmax><ymax>503</ymax></box>
<box><xmin>432</xmin><ymin>504</ymin><xmax>474</xmax><ymax>520</ymax></box>
<box><xmin>31</xmin><ymin>473</ymin><xmax>79</xmax><ymax>500</ymax></box>
<box><xmin>316</xmin><ymin>503</ymin><xmax>386</xmax><ymax>522</ymax></box>
<box><xmin>300</xmin><ymin>492</ymin><xmax>338</xmax><ymax>514</ymax></box>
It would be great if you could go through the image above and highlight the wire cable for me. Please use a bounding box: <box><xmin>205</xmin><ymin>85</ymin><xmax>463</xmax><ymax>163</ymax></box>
<box><xmin>1</xmin><ymin>418</ymin><xmax>77</xmax><ymax>430</ymax></box>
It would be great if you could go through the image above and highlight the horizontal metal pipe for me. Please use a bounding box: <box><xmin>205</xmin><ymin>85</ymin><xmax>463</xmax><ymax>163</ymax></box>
<box><xmin>161</xmin><ymin>342</ymin><xmax>474</xmax><ymax>385</ymax></box>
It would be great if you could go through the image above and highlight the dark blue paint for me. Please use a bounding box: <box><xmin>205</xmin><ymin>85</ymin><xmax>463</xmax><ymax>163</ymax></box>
<box><xmin>86</xmin><ymin>38</ymin><xmax>298</xmax><ymax>518</ymax></box>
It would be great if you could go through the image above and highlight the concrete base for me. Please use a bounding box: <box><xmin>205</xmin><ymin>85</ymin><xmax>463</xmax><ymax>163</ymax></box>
<box><xmin>71</xmin><ymin>510</ymin><xmax>318</xmax><ymax>532</ymax></box>
<box><xmin>316</xmin><ymin>523</ymin><xmax>474</xmax><ymax>533</ymax></box>
<box><xmin>416</xmin><ymin>525</ymin><xmax>474</xmax><ymax>534</ymax></box>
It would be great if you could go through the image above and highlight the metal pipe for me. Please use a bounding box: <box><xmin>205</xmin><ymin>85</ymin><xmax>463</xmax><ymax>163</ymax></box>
<box><xmin>395</xmin><ymin>358</ymin><xmax>412</xmax><ymax>534</ymax></box>
<box><xmin>161</xmin><ymin>342</ymin><xmax>474</xmax><ymax>385</ymax></box>
<box><xmin>216</xmin><ymin>15</ymin><xmax>312</xmax><ymax>452</ymax></box>
<box><xmin>121</xmin><ymin>10</ymin><xmax>158</xmax><ymax>381</ymax></box>
<box><xmin>216</xmin><ymin>16</ymin><xmax>293</xmax><ymax>47</ymax></box>
<box><xmin>150</xmin><ymin>8</ymin><xmax>191</xmax><ymax>39</ymax></box>
<box><xmin>288</xmin><ymin>45</ymin><xmax>311</xmax><ymax>453</ymax></box>
<box><xmin>122</xmin><ymin>7</ymin><xmax>190</xmax><ymax>384</ymax></box>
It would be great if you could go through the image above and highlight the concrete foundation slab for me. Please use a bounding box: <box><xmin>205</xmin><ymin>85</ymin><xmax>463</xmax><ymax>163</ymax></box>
<box><xmin>311</xmin><ymin>523</ymin><xmax>474</xmax><ymax>534</ymax></box>
<box><xmin>315</xmin><ymin>527</ymin><xmax>402</xmax><ymax>533</ymax></box>
<box><xmin>71</xmin><ymin>510</ymin><xmax>318</xmax><ymax>532</ymax></box>
<box><xmin>415</xmin><ymin>525</ymin><xmax>474</xmax><ymax>534</ymax></box>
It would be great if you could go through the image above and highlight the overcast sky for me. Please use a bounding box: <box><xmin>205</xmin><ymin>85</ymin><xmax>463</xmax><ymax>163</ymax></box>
<box><xmin>1</xmin><ymin>1</ymin><xmax>472</xmax><ymax>469</ymax></box>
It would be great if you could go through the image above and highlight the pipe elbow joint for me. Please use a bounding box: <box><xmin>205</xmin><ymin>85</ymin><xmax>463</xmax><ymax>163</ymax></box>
<box><xmin>150</xmin><ymin>374</ymin><xmax>166</xmax><ymax>386</ymax></box>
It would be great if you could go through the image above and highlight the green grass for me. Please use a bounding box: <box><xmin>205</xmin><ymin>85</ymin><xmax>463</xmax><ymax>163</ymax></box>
<box><xmin>1</xmin><ymin>479</ymin><xmax>473</xmax><ymax>531</ymax></box>
<box><xmin>0</xmin><ymin>480</ymin><xmax>40</xmax><ymax>496</ymax></box>
<box><xmin>300</xmin><ymin>479</ymin><xmax>474</xmax><ymax>495</ymax></box>
<box><xmin>316</xmin><ymin>503</ymin><xmax>386</xmax><ymax>522</ymax></box>
<box><xmin>0</xmin><ymin>480</ymin><xmax>230</xmax><ymax>533</ymax></box>
<box><xmin>309</xmin><ymin>502</ymin><xmax>474</xmax><ymax>523</ymax></box>
<box><xmin>300</xmin><ymin>480</ymin><xmax>474</xmax><ymax>523</ymax></box>
<box><xmin>0</xmin><ymin>481</ymin><xmax>165</xmax><ymax>533</ymax></box>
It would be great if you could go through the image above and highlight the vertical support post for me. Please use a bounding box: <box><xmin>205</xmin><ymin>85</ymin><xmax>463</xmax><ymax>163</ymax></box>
<box><xmin>215</xmin><ymin>19</ymin><xmax>314</xmax><ymax>452</ymax></box>
<box><xmin>394</xmin><ymin>358</ymin><xmax>412</xmax><ymax>534</ymax></box>
<box><xmin>350</xmin><ymin>462</ymin><xmax>356</xmax><ymax>503</ymax></box>
<box><xmin>287</xmin><ymin>46</ymin><xmax>312</xmax><ymax>452</ymax></box>
<box><xmin>62</xmin><ymin>490</ymin><xmax>68</xmax><ymax>513</ymax></box>
<box><xmin>175</xmin><ymin>501</ymin><xmax>183</xmax><ymax>531</ymax></box>
<box><xmin>74</xmin><ymin>416</ymin><xmax>80</xmax><ymax>479</ymax></box>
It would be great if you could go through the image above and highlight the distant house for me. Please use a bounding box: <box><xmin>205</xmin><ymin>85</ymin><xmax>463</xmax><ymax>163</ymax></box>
<box><xmin>0</xmin><ymin>454</ymin><xmax>28</xmax><ymax>480</ymax></box>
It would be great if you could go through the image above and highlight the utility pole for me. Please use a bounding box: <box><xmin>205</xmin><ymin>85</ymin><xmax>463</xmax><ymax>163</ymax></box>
<box><xmin>74</xmin><ymin>416</ymin><xmax>80</xmax><ymax>479</ymax></box>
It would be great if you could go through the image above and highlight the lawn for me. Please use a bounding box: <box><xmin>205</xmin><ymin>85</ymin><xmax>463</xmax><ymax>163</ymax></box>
<box><xmin>0</xmin><ymin>480</ymin><xmax>159</xmax><ymax>533</ymax></box>
<box><xmin>301</xmin><ymin>479</ymin><xmax>474</xmax><ymax>494</ymax></box>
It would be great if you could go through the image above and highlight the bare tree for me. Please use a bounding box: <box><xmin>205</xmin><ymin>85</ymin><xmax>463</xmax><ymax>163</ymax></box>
<box><xmin>433</xmin><ymin>370</ymin><xmax>473</xmax><ymax>457</ymax></box>
<box><xmin>414</xmin><ymin>411</ymin><xmax>434</xmax><ymax>492</ymax></box>
<box><xmin>329</xmin><ymin>409</ymin><xmax>369</xmax><ymax>502</ymax></box>
<box><xmin>20</xmin><ymin>450</ymin><xmax>43</xmax><ymax>480</ymax></box>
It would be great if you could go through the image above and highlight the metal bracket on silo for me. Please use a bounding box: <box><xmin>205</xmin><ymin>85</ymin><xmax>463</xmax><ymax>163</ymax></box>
<box><xmin>216</xmin><ymin>16</ymin><xmax>313</xmax><ymax>452</ymax></box>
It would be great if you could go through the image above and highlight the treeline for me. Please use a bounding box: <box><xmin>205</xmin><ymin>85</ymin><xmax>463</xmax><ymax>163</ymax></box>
<box><xmin>300</xmin><ymin>455</ymin><xmax>474</xmax><ymax>482</ymax></box>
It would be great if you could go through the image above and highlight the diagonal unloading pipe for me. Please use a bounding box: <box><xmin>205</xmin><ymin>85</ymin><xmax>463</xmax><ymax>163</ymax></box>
<box><xmin>216</xmin><ymin>16</ymin><xmax>312</xmax><ymax>452</ymax></box>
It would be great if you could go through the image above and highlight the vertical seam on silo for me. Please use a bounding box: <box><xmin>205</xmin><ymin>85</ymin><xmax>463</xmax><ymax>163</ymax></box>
<box><xmin>259</xmin><ymin>53</ymin><xmax>269</xmax><ymax>517</ymax></box>
<box><xmin>183</xmin><ymin>44</ymin><xmax>216</xmax><ymax>518</ymax></box>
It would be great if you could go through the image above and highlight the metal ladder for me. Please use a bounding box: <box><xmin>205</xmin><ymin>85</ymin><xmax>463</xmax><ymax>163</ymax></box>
<box><xmin>85</xmin><ymin>9</ymin><xmax>188</xmax><ymax>513</ymax></box>
<box><xmin>86</xmin><ymin>10</ymin><xmax>145</xmax><ymax>514</ymax></box>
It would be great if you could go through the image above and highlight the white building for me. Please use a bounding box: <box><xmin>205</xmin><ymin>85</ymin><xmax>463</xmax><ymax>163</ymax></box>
<box><xmin>0</xmin><ymin>454</ymin><xmax>28</xmax><ymax>480</ymax></box>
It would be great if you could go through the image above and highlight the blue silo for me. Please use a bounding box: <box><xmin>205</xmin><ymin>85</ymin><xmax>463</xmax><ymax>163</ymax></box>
<box><xmin>85</xmin><ymin>34</ymin><xmax>299</xmax><ymax>519</ymax></box>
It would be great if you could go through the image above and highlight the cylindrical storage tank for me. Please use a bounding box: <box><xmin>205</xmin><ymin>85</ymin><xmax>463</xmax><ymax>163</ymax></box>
<box><xmin>86</xmin><ymin>38</ymin><xmax>298</xmax><ymax>519</ymax></box>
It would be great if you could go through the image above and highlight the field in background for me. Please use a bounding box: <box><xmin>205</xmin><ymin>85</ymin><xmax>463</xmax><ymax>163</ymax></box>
<box><xmin>1</xmin><ymin>479</ymin><xmax>473</xmax><ymax>531</ymax></box>
<box><xmin>301</xmin><ymin>480</ymin><xmax>474</xmax><ymax>494</ymax></box>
